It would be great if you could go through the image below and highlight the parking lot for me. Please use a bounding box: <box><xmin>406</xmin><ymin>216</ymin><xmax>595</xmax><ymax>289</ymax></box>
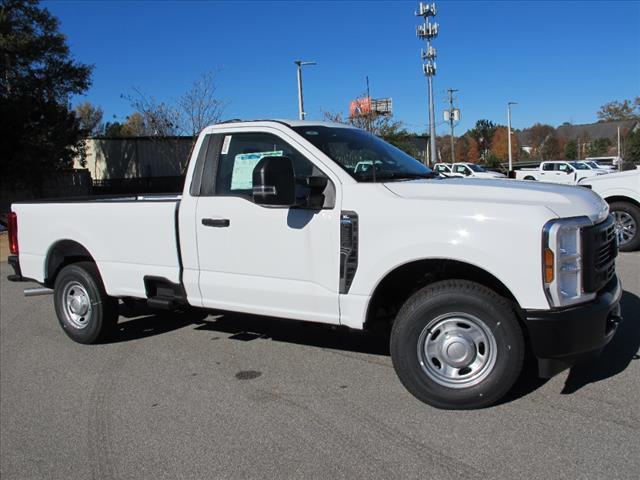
<box><xmin>0</xmin><ymin>253</ymin><xmax>638</xmax><ymax>480</ymax></box>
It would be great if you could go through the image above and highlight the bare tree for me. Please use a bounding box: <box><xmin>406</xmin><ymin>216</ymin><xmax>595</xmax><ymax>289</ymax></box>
<box><xmin>75</xmin><ymin>101</ymin><xmax>104</xmax><ymax>136</ymax></box>
<box><xmin>177</xmin><ymin>71</ymin><xmax>225</xmax><ymax>136</ymax></box>
<box><xmin>124</xmin><ymin>88</ymin><xmax>180</xmax><ymax>137</ymax></box>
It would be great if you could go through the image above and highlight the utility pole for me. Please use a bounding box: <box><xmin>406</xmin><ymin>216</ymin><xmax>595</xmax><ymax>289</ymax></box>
<box><xmin>507</xmin><ymin>101</ymin><xmax>517</xmax><ymax>174</ymax></box>
<box><xmin>416</xmin><ymin>3</ymin><xmax>438</xmax><ymax>166</ymax></box>
<box><xmin>445</xmin><ymin>88</ymin><xmax>459</xmax><ymax>163</ymax></box>
<box><xmin>294</xmin><ymin>60</ymin><xmax>316</xmax><ymax>120</ymax></box>
<box><xmin>617</xmin><ymin>125</ymin><xmax>621</xmax><ymax>170</ymax></box>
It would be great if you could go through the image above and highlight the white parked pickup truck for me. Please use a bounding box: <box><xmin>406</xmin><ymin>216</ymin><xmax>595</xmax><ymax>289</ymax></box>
<box><xmin>581</xmin><ymin>168</ymin><xmax>640</xmax><ymax>251</ymax></box>
<box><xmin>515</xmin><ymin>161</ymin><xmax>606</xmax><ymax>184</ymax></box>
<box><xmin>7</xmin><ymin>120</ymin><xmax>622</xmax><ymax>409</ymax></box>
<box><xmin>434</xmin><ymin>162</ymin><xmax>506</xmax><ymax>179</ymax></box>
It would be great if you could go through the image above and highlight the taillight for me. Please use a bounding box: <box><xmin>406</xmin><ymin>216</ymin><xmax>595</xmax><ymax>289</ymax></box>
<box><xmin>8</xmin><ymin>211</ymin><xmax>18</xmax><ymax>255</ymax></box>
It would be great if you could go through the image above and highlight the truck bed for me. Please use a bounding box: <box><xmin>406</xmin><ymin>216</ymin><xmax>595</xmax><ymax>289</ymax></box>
<box><xmin>13</xmin><ymin>194</ymin><xmax>182</xmax><ymax>298</ymax></box>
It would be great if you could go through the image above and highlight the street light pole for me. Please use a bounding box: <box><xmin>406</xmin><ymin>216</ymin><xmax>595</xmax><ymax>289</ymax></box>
<box><xmin>294</xmin><ymin>60</ymin><xmax>316</xmax><ymax>120</ymax></box>
<box><xmin>507</xmin><ymin>101</ymin><xmax>517</xmax><ymax>174</ymax></box>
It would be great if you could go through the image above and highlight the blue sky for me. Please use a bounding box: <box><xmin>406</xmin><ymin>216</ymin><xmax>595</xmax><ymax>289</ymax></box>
<box><xmin>45</xmin><ymin>0</ymin><xmax>639</xmax><ymax>134</ymax></box>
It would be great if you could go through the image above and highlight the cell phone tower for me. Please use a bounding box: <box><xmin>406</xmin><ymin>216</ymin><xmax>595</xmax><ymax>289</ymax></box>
<box><xmin>416</xmin><ymin>2</ymin><xmax>438</xmax><ymax>166</ymax></box>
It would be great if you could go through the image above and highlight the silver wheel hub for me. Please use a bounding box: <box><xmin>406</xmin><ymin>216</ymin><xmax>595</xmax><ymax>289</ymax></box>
<box><xmin>418</xmin><ymin>313</ymin><xmax>498</xmax><ymax>389</ymax></box>
<box><xmin>613</xmin><ymin>211</ymin><xmax>636</xmax><ymax>246</ymax></box>
<box><xmin>62</xmin><ymin>281</ymin><xmax>92</xmax><ymax>329</ymax></box>
<box><xmin>440</xmin><ymin>333</ymin><xmax>476</xmax><ymax>368</ymax></box>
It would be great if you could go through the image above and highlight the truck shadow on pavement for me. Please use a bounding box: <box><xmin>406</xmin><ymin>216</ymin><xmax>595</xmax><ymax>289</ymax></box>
<box><xmin>561</xmin><ymin>290</ymin><xmax>640</xmax><ymax>394</ymax></box>
<box><xmin>107</xmin><ymin>291</ymin><xmax>640</xmax><ymax>401</ymax></box>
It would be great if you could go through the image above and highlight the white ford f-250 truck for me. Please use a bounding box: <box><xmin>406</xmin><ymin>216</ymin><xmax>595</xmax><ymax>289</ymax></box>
<box><xmin>515</xmin><ymin>161</ymin><xmax>606</xmax><ymax>184</ymax></box>
<box><xmin>581</xmin><ymin>168</ymin><xmax>640</xmax><ymax>252</ymax></box>
<box><xmin>7</xmin><ymin>120</ymin><xmax>622</xmax><ymax>409</ymax></box>
<box><xmin>433</xmin><ymin>162</ymin><xmax>506</xmax><ymax>179</ymax></box>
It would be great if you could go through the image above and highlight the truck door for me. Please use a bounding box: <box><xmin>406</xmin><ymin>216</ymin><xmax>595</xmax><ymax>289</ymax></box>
<box><xmin>193</xmin><ymin>129</ymin><xmax>341</xmax><ymax>325</ymax></box>
<box><xmin>557</xmin><ymin>163</ymin><xmax>574</xmax><ymax>183</ymax></box>
<box><xmin>539</xmin><ymin>162</ymin><xmax>555</xmax><ymax>181</ymax></box>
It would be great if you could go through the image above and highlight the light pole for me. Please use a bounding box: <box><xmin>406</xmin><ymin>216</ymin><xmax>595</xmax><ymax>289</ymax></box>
<box><xmin>294</xmin><ymin>60</ymin><xmax>316</xmax><ymax>120</ymax></box>
<box><xmin>507</xmin><ymin>101</ymin><xmax>517</xmax><ymax>174</ymax></box>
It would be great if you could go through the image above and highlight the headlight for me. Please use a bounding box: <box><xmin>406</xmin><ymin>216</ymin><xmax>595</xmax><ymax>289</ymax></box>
<box><xmin>542</xmin><ymin>216</ymin><xmax>597</xmax><ymax>308</ymax></box>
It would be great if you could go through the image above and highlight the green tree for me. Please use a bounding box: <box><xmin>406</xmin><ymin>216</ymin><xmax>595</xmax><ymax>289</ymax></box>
<box><xmin>564</xmin><ymin>140</ymin><xmax>578</xmax><ymax>160</ymax></box>
<box><xmin>623</xmin><ymin>130</ymin><xmax>640</xmax><ymax>164</ymax></box>
<box><xmin>104</xmin><ymin>121</ymin><xmax>124</xmax><ymax>137</ymax></box>
<box><xmin>596</xmin><ymin>97</ymin><xmax>640</xmax><ymax>122</ymax></box>
<box><xmin>75</xmin><ymin>101</ymin><xmax>103</xmax><ymax>136</ymax></box>
<box><xmin>467</xmin><ymin>120</ymin><xmax>499</xmax><ymax>159</ymax></box>
<box><xmin>1</xmin><ymin>0</ymin><xmax>93</xmax><ymax>190</ymax></box>
<box><xmin>588</xmin><ymin>137</ymin><xmax>612</xmax><ymax>157</ymax></box>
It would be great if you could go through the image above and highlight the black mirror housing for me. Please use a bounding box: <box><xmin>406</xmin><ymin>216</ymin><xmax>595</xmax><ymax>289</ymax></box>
<box><xmin>252</xmin><ymin>156</ymin><xmax>296</xmax><ymax>207</ymax></box>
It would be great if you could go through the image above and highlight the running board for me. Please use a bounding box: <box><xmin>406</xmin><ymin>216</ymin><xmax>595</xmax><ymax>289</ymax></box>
<box><xmin>143</xmin><ymin>276</ymin><xmax>186</xmax><ymax>310</ymax></box>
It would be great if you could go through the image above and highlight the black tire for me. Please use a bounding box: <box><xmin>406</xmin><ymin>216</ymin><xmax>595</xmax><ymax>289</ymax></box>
<box><xmin>53</xmin><ymin>262</ymin><xmax>119</xmax><ymax>344</ymax></box>
<box><xmin>524</xmin><ymin>176</ymin><xmax>536</xmax><ymax>181</ymax></box>
<box><xmin>390</xmin><ymin>280</ymin><xmax>524</xmax><ymax>410</ymax></box>
<box><xmin>609</xmin><ymin>201</ymin><xmax>640</xmax><ymax>252</ymax></box>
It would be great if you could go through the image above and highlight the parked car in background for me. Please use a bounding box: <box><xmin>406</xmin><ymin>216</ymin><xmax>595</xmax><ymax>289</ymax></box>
<box><xmin>580</xmin><ymin>160</ymin><xmax>616</xmax><ymax>173</ymax></box>
<box><xmin>515</xmin><ymin>161</ymin><xmax>606</xmax><ymax>184</ymax></box>
<box><xmin>434</xmin><ymin>162</ymin><xmax>505</xmax><ymax>179</ymax></box>
<box><xmin>581</xmin><ymin>168</ymin><xmax>640</xmax><ymax>251</ymax></box>
<box><xmin>586</xmin><ymin>156</ymin><xmax>622</xmax><ymax>167</ymax></box>
<box><xmin>7</xmin><ymin>120</ymin><xmax>622</xmax><ymax>410</ymax></box>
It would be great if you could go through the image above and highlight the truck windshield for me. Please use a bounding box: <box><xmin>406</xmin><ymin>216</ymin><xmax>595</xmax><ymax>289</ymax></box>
<box><xmin>292</xmin><ymin>126</ymin><xmax>436</xmax><ymax>182</ymax></box>
<box><xmin>570</xmin><ymin>162</ymin><xmax>590</xmax><ymax>170</ymax></box>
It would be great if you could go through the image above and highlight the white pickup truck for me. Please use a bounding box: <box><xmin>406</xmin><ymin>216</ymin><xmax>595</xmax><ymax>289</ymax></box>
<box><xmin>7</xmin><ymin>120</ymin><xmax>622</xmax><ymax>409</ymax></box>
<box><xmin>581</xmin><ymin>168</ymin><xmax>640</xmax><ymax>251</ymax></box>
<box><xmin>515</xmin><ymin>161</ymin><xmax>606</xmax><ymax>184</ymax></box>
<box><xmin>434</xmin><ymin>162</ymin><xmax>506</xmax><ymax>179</ymax></box>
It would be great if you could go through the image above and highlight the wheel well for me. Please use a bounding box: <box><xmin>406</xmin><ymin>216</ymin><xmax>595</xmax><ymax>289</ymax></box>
<box><xmin>606</xmin><ymin>196</ymin><xmax>640</xmax><ymax>208</ymax></box>
<box><xmin>45</xmin><ymin>240</ymin><xmax>95</xmax><ymax>287</ymax></box>
<box><xmin>364</xmin><ymin>259</ymin><xmax>518</xmax><ymax>329</ymax></box>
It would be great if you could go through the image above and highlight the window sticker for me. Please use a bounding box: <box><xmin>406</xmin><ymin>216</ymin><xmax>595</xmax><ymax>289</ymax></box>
<box><xmin>221</xmin><ymin>135</ymin><xmax>232</xmax><ymax>155</ymax></box>
<box><xmin>230</xmin><ymin>150</ymin><xmax>283</xmax><ymax>190</ymax></box>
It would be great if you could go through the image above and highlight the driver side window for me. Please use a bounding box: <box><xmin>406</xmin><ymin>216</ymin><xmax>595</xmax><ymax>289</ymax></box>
<box><xmin>215</xmin><ymin>132</ymin><xmax>326</xmax><ymax>201</ymax></box>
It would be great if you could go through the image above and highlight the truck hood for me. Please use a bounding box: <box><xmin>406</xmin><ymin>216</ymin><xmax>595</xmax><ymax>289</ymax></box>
<box><xmin>384</xmin><ymin>178</ymin><xmax>609</xmax><ymax>223</ymax></box>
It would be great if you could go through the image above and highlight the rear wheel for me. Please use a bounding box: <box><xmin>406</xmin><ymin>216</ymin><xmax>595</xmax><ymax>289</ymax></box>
<box><xmin>524</xmin><ymin>176</ymin><xmax>536</xmax><ymax>181</ymax></box>
<box><xmin>610</xmin><ymin>201</ymin><xmax>640</xmax><ymax>252</ymax></box>
<box><xmin>53</xmin><ymin>262</ymin><xmax>119</xmax><ymax>344</ymax></box>
<box><xmin>390</xmin><ymin>280</ymin><xmax>524</xmax><ymax>409</ymax></box>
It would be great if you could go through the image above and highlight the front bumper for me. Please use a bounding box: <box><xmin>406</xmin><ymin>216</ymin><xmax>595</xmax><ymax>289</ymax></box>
<box><xmin>523</xmin><ymin>275</ymin><xmax>623</xmax><ymax>377</ymax></box>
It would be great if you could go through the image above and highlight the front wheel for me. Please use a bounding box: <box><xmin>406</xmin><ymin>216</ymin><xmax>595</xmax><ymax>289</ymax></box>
<box><xmin>610</xmin><ymin>201</ymin><xmax>640</xmax><ymax>252</ymax></box>
<box><xmin>390</xmin><ymin>280</ymin><xmax>524</xmax><ymax>409</ymax></box>
<box><xmin>54</xmin><ymin>262</ymin><xmax>119</xmax><ymax>344</ymax></box>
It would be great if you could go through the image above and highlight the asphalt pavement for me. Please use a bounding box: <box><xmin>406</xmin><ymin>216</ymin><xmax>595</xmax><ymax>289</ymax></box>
<box><xmin>1</xmin><ymin>254</ymin><xmax>639</xmax><ymax>480</ymax></box>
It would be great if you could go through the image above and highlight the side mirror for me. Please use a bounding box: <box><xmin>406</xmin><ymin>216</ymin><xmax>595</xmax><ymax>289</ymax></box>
<box><xmin>252</xmin><ymin>156</ymin><xmax>296</xmax><ymax>207</ymax></box>
<box><xmin>299</xmin><ymin>175</ymin><xmax>328</xmax><ymax>209</ymax></box>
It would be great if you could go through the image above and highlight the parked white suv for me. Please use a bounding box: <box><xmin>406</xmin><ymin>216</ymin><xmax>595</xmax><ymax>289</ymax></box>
<box><xmin>7</xmin><ymin>120</ymin><xmax>621</xmax><ymax>409</ymax></box>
